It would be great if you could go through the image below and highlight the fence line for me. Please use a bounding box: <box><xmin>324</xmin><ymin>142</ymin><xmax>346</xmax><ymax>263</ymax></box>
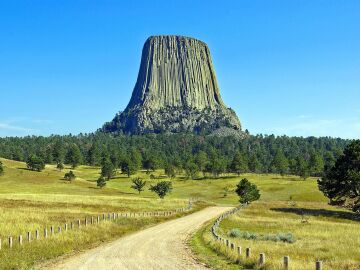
<box><xmin>210</xmin><ymin>205</ymin><xmax>324</xmax><ymax>270</ymax></box>
<box><xmin>0</xmin><ymin>203</ymin><xmax>192</xmax><ymax>251</ymax></box>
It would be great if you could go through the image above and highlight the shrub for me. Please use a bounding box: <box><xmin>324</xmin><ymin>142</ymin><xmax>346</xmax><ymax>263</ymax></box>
<box><xmin>26</xmin><ymin>155</ymin><xmax>45</xmax><ymax>172</ymax></box>
<box><xmin>226</xmin><ymin>229</ymin><xmax>296</xmax><ymax>243</ymax></box>
<box><xmin>64</xmin><ymin>170</ymin><xmax>76</xmax><ymax>181</ymax></box>
<box><xmin>277</xmin><ymin>233</ymin><xmax>296</xmax><ymax>243</ymax></box>
<box><xmin>228</xmin><ymin>229</ymin><xmax>241</xmax><ymax>238</ymax></box>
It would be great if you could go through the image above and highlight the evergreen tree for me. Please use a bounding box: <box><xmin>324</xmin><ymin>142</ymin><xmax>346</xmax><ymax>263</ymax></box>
<box><xmin>120</xmin><ymin>158</ymin><xmax>137</xmax><ymax>177</ymax></box>
<box><xmin>184</xmin><ymin>161</ymin><xmax>199</xmax><ymax>179</ymax></box>
<box><xmin>52</xmin><ymin>140</ymin><xmax>65</xmax><ymax>164</ymax></box>
<box><xmin>97</xmin><ymin>176</ymin><xmax>106</xmax><ymax>189</ymax></box>
<box><xmin>26</xmin><ymin>154</ymin><xmax>45</xmax><ymax>172</ymax></box>
<box><xmin>131</xmin><ymin>177</ymin><xmax>147</xmax><ymax>194</ymax></box>
<box><xmin>64</xmin><ymin>170</ymin><xmax>76</xmax><ymax>181</ymax></box>
<box><xmin>87</xmin><ymin>144</ymin><xmax>100</xmax><ymax>166</ymax></box>
<box><xmin>164</xmin><ymin>163</ymin><xmax>176</xmax><ymax>178</ymax></box>
<box><xmin>65</xmin><ymin>144</ymin><xmax>82</xmax><ymax>168</ymax></box>
<box><xmin>101</xmin><ymin>159</ymin><xmax>116</xmax><ymax>180</ymax></box>
<box><xmin>270</xmin><ymin>150</ymin><xmax>289</xmax><ymax>176</ymax></box>
<box><xmin>56</xmin><ymin>162</ymin><xmax>64</xmax><ymax>171</ymax></box>
<box><xmin>0</xmin><ymin>161</ymin><xmax>4</xmax><ymax>175</ymax></box>
<box><xmin>318</xmin><ymin>140</ymin><xmax>360</xmax><ymax>212</ymax></box>
<box><xmin>149</xmin><ymin>181</ymin><xmax>173</xmax><ymax>199</ymax></box>
<box><xmin>248</xmin><ymin>154</ymin><xmax>261</xmax><ymax>173</ymax></box>
<box><xmin>230</xmin><ymin>152</ymin><xmax>248</xmax><ymax>175</ymax></box>
<box><xmin>309</xmin><ymin>152</ymin><xmax>325</xmax><ymax>176</ymax></box>
<box><xmin>194</xmin><ymin>150</ymin><xmax>208</xmax><ymax>175</ymax></box>
<box><xmin>235</xmin><ymin>178</ymin><xmax>261</xmax><ymax>204</ymax></box>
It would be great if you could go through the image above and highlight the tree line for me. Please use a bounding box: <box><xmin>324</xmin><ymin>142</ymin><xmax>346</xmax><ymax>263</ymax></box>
<box><xmin>0</xmin><ymin>133</ymin><xmax>349</xmax><ymax>179</ymax></box>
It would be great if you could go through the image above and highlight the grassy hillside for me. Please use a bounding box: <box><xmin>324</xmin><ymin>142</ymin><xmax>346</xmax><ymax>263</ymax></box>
<box><xmin>0</xmin><ymin>158</ymin><xmax>197</xmax><ymax>269</ymax></box>
<box><xmin>190</xmin><ymin>175</ymin><xmax>360</xmax><ymax>269</ymax></box>
<box><xmin>0</xmin><ymin>158</ymin><xmax>358</xmax><ymax>269</ymax></box>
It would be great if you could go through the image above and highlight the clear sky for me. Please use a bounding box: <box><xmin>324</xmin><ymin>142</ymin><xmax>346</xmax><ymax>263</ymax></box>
<box><xmin>0</xmin><ymin>0</ymin><xmax>359</xmax><ymax>139</ymax></box>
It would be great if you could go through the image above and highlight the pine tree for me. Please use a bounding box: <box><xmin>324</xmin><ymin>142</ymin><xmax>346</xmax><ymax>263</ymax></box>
<box><xmin>235</xmin><ymin>178</ymin><xmax>260</xmax><ymax>204</ymax></box>
<box><xmin>97</xmin><ymin>176</ymin><xmax>106</xmax><ymax>189</ymax></box>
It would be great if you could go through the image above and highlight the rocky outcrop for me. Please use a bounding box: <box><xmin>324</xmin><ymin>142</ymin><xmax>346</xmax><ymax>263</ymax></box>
<box><xmin>102</xmin><ymin>35</ymin><xmax>242</xmax><ymax>135</ymax></box>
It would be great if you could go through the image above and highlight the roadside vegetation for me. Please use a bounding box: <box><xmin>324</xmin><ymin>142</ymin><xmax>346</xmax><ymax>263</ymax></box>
<box><xmin>191</xmin><ymin>176</ymin><xmax>360</xmax><ymax>270</ymax></box>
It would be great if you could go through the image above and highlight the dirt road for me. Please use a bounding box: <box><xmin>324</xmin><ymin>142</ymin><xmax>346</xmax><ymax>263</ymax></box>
<box><xmin>48</xmin><ymin>206</ymin><xmax>232</xmax><ymax>270</ymax></box>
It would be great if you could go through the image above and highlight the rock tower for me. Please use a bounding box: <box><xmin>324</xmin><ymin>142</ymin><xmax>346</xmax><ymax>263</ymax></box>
<box><xmin>102</xmin><ymin>35</ymin><xmax>242</xmax><ymax>135</ymax></box>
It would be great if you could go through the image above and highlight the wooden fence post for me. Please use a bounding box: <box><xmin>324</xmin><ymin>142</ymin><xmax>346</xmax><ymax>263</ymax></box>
<box><xmin>19</xmin><ymin>235</ymin><xmax>23</xmax><ymax>245</ymax></box>
<box><xmin>50</xmin><ymin>226</ymin><xmax>54</xmax><ymax>235</ymax></box>
<box><xmin>77</xmin><ymin>219</ymin><xmax>81</xmax><ymax>228</ymax></box>
<box><xmin>226</xmin><ymin>239</ymin><xmax>229</xmax><ymax>247</ymax></box>
<box><xmin>97</xmin><ymin>216</ymin><xmax>100</xmax><ymax>224</ymax></box>
<box><xmin>71</xmin><ymin>222</ymin><xmax>74</xmax><ymax>230</ymax></box>
<box><xmin>58</xmin><ymin>226</ymin><xmax>62</xmax><ymax>233</ymax></box>
<box><xmin>103</xmin><ymin>213</ymin><xmax>105</xmax><ymax>220</ymax></box>
<box><xmin>113</xmin><ymin>213</ymin><xmax>116</xmax><ymax>220</ymax></box>
<box><xmin>44</xmin><ymin>228</ymin><xmax>48</xmax><ymax>238</ymax></box>
<box><xmin>0</xmin><ymin>238</ymin><xmax>2</xmax><ymax>250</ymax></box>
<box><xmin>284</xmin><ymin>256</ymin><xmax>290</xmax><ymax>269</ymax></box>
<box><xmin>27</xmin><ymin>231</ymin><xmax>31</xmax><ymax>242</ymax></box>
<box><xmin>65</xmin><ymin>223</ymin><xmax>68</xmax><ymax>231</ymax></box>
<box><xmin>91</xmin><ymin>217</ymin><xmax>94</xmax><ymax>225</ymax></box>
<box><xmin>9</xmin><ymin>236</ymin><xmax>13</xmax><ymax>248</ymax></box>
<box><xmin>85</xmin><ymin>218</ymin><xmax>88</xmax><ymax>227</ymax></box>
<box><xmin>316</xmin><ymin>260</ymin><xmax>322</xmax><ymax>270</ymax></box>
<box><xmin>237</xmin><ymin>246</ymin><xmax>242</xmax><ymax>255</ymax></box>
<box><xmin>259</xmin><ymin>253</ymin><xmax>265</xmax><ymax>265</ymax></box>
<box><xmin>246</xmin><ymin>248</ymin><xmax>251</xmax><ymax>258</ymax></box>
<box><xmin>35</xmin><ymin>229</ymin><xmax>39</xmax><ymax>240</ymax></box>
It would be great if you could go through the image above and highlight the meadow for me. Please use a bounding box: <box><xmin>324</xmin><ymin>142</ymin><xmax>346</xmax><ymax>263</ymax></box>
<box><xmin>0</xmin><ymin>158</ymin><xmax>359</xmax><ymax>269</ymax></box>
<box><xmin>191</xmin><ymin>175</ymin><xmax>360</xmax><ymax>270</ymax></box>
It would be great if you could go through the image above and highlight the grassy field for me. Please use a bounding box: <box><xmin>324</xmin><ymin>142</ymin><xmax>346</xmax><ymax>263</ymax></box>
<box><xmin>1</xmin><ymin>158</ymin><xmax>359</xmax><ymax>269</ymax></box>
<box><xmin>191</xmin><ymin>175</ymin><xmax>360</xmax><ymax>270</ymax></box>
<box><xmin>0</xmin><ymin>158</ymin><xmax>204</xmax><ymax>269</ymax></box>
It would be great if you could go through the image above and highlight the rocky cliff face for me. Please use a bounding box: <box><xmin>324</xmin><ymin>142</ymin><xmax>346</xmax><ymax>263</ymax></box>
<box><xmin>102</xmin><ymin>35</ymin><xmax>242</xmax><ymax>135</ymax></box>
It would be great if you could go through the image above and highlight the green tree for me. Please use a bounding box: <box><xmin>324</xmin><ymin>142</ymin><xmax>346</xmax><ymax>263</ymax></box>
<box><xmin>56</xmin><ymin>162</ymin><xmax>64</xmax><ymax>171</ymax></box>
<box><xmin>120</xmin><ymin>159</ymin><xmax>138</xmax><ymax>177</ymax></box>
<box><xmin>101</xmin><ymin>159</ymin><xmax>116</xmax><ymax>180</ymax></box>
<box><xmin>143</xmin><ymin>156</ymin><xmax>159</xmax><ymax>172</ymax></box>
<box><xmin>66</xmin><ymin>144</ymin><xmax>82</xmax><ymax>169</ymax></box>
<box><xmin>195</xmin><ymin>151</ymin><xmax>208</xmax><ymax>175</ymax></box>
<box><xmin>270</xmin><ymin>150</ymin><xmax>289</xmax><ymax>176</ymax></box>
<box><xmin>64</xmin><ymin>170</ymin><xmax>76</xmax><ymax>181</ymax></box>
<box><xmin>149</xmin><ymin>181</ymin><xmax>173</xmax><ymax>199</ymax></box>
<box><xmin>0</xmin><ymin>161</ymin><xmax>4</xmax><ymax>175</ymax></box>
<box><xmin>131</xmin><ymin>177</ymin><xmax>147</xmax><ymax>194</ymax></box>
<box><xmin>164</xmin><ymin>163</ymin><xmax>176</xmax><ymax>178</ymax></box>
<box><xmin>248</xmin><ymin>154</ymin><xmax>261</xmax><ymax>173</ymax></box>
<box><xmin>235</xmin><ymin>178</ymin><xmax>261</xmax><ymax>204</ymax></box>
<box><xmin>318</xmin><ymin>140</ymin><xmax>360</xmax><ymax>212</ymax></box>
<box><xmin>230</xmin><ymin>152</ymin><xmax>248</xmax><ymax>175</ymax></box>
<box><xmin>184</xmin><ymin>161</ymin><xmax>199</xmax><ymax>179</ymax></box>
<box><xmin>290</xmin><ymin>156</ymin><xmax>310</xmax><ymax>179</ymax></box>
<box><xmin>309</xmin><ymin>152</ymin><xmax>325</xmax><ymax>176</ymax></box>
<box><xmin>97</xmin><ymin>176</ymin><xmax>106</xmax><ymax>189</ymax></box>
<box><xmin>52</xmin><ymin>140</ymin><xmax>65</xmax><ymax>164</ymax></box>
<box><xmin>26</xmin><ymin>154</ymin><xmax>45</xmax><ymax>172</ymax></box>
<box><xmin>87</xmin><ymin>144</ymin><xmax>100</xmax><ymax>166</ymax></box>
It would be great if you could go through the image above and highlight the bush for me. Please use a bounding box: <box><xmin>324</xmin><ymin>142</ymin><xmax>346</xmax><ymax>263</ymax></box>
<box><xmin>227</xmin><ymin>229</ymin><xmax>295</xmax><ymax>243</ymax></box>
<box><xmin>26</xmin><ymin>155</ymin><xmax>45</xmax><ymax>172</ymax></box>
<box><xmin>64</xmin><ymin>170</ymin><xmax>76</xmax><ymax>181</ymax></box>
<box><xmin>228</xmin><ymin>229</ymin><xmax>241</xmax><ymax>238</ymax></box>
<box><xmin>277</xmin><ymin>233</ymin><xmax>296</xmax><ymax>243</ymax></box>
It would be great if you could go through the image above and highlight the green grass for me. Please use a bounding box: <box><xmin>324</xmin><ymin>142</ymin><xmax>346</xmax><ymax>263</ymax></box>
<box><xmin>191</xmin><ymin>174</ymin><xmax>360</xmax><ymax>270</ymax></box>
<box><xmin>1</xmin><ymin>158</ymin><xmax>358</xmax><ymax>270</ymax></box>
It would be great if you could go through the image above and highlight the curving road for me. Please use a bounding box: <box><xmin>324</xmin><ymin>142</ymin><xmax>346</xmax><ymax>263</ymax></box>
<box><xmin>47</xmin><ymin>206</ymin><xmax>232</xmax><ymax>270</ymax></box>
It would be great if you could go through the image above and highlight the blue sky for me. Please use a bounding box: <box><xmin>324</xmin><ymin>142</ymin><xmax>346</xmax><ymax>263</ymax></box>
<box><xmin>0</xmin><ymin>0</ymin><xmax>359</xmax><ymax>138</ymax></box>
